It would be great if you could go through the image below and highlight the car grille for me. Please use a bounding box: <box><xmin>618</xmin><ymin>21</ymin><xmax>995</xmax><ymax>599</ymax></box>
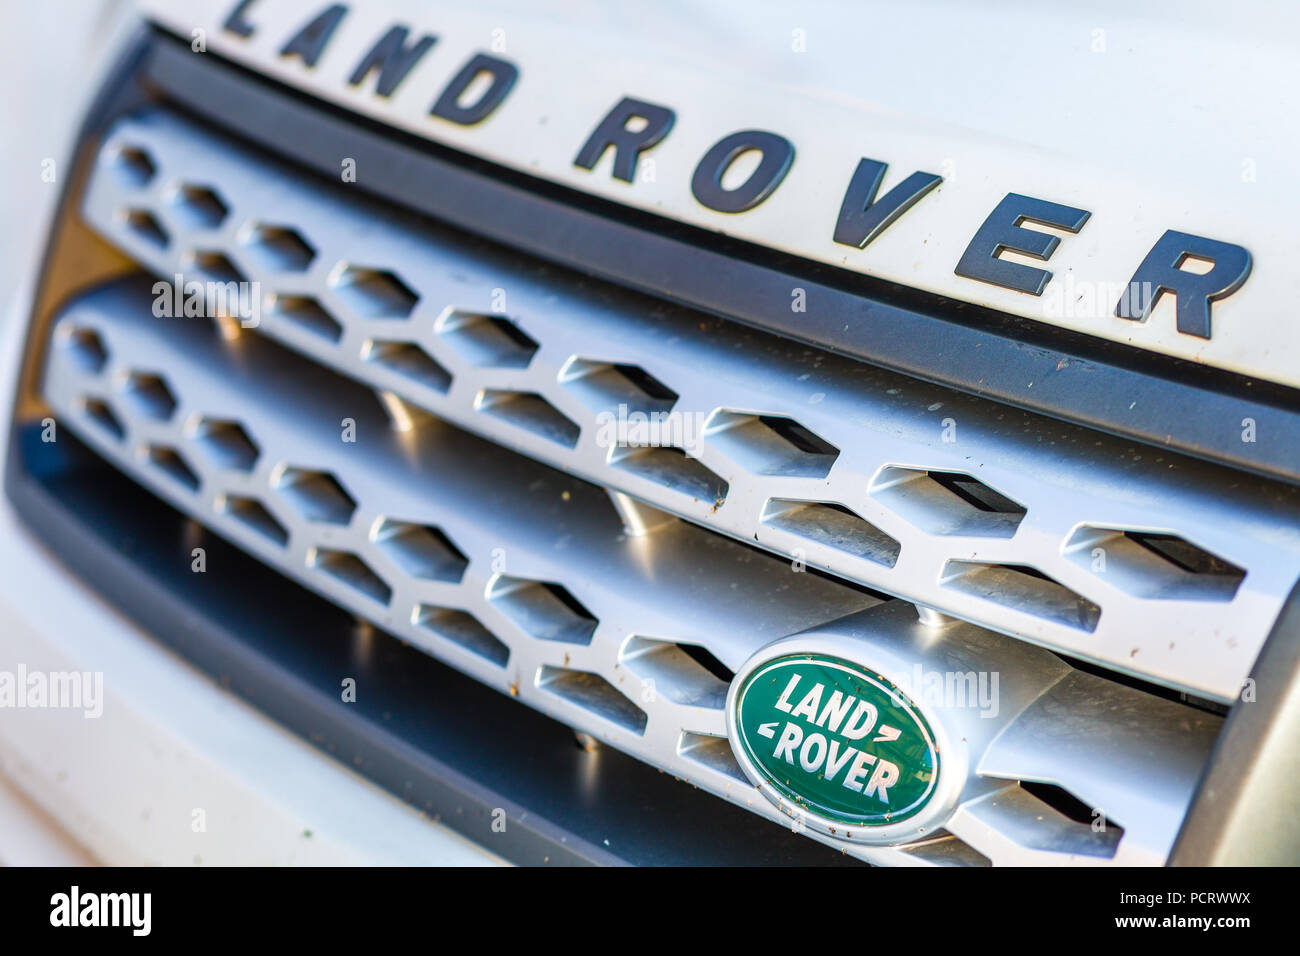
<box><xmin>36</xmin><ymin>102</ymin><xmax>1300</xmax><ymax>865</ymax></box>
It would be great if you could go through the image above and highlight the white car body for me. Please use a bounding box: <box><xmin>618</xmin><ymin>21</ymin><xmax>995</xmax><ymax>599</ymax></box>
<box><xmin>2</xmin><ymin>0</ymin><xmax>1296</xmax><ymax>866</ymax></box>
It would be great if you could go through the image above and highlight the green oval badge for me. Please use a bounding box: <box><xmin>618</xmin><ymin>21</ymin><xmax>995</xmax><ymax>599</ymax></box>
<box><xmin>733</xmin><ymin>654</ymin><xmax>938</xmax><ymax>828</ymax></box>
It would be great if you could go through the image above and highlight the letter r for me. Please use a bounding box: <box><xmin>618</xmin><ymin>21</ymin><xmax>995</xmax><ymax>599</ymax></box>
<box><xmin>772</xmin><ymin>721</ymin><xmax>803</xmax><ymax>764</ymax></box>
<box><xmin>1115</xmin><ymin>230</ymin><xmax>1251</xmax><ymax>339</ymax></box>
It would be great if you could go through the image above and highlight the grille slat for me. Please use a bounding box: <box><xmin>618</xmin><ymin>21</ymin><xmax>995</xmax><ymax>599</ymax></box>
<box><xmin>79</xmin><ymin>109</ymin><xmax>1300</xmax><ymax>704</ymax></box>
<box><xmin>44</xmin><ymin>279</ymin><xmax>1218</xmax><ymax>865</ymax></box>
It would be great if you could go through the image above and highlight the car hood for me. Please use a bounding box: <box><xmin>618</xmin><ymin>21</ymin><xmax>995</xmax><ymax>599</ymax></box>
<box><xmin>146</xmin><ymin>0</ymin><xmax>1300</xmax><ymax>390</ymax></box>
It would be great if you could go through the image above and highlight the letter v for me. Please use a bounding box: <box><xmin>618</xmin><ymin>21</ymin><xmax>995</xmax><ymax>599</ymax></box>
<box><xmin>833</xmin><ymin>158</ymin><xmax>942</xmax><ymax>249</ymax></box>
<box><xmin>823</xmin><ymin>740</ymin><xmax>858</xmax><ymax>783</ymax></box>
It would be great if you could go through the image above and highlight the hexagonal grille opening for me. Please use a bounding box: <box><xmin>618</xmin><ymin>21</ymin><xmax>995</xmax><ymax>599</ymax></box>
<box><xmin>707</xmin><ymin>413</ymin><xmax>837</xmax><ymax>481</ymax></box>
<box><xmin>219</xmin><ymin>494</ymin><xmax>288</xmax><ymax>546</ymax></box>
<box><xmin>561</xmin><ymin>359</ymin><xmax>678</xmax><ymax>415</ymax></box>
<box><xmin>309</xmin><ymin>548</ymin><xmax>391</xmax><ymax>605</ymax></box>
<box><xmin>330</xmin><ymin>265</ymin><xmax>417</xmax><ymax>318</ymax></box>
<box><xmin>993</xmin><ymin>783</ymin><xmax>1123</xmax><ymax>858</ymax></box>
<box><xmin>437</xmin><ymin>311</ymin><xmax>538</xmax><ymax>368</ymax></box>
<box><xmin>65</xmin><ymin>327</ymin><xmax>108</xmax><ymax>374</ymax></box>
<box><xmin>622</xmin><ymin>637</ymin><xmax>733</xmax><ymax>709</ymax></box>
<box><xmin>169</xmin><ymin>183</ymin><xmax>229</xmax><ymax>230</ymax></box>
<box><xmin>488</xmin><ymin>576</ymin><xmax>597</xmax><ymax>645</ymax></box>
<box><xmin>1021</xmin><ymin>781</ymin><xmax>1124</xmax><ymax>835</ymax></box>
<box><xmin>1134</xmin><ymin>533</ymin><xmax>1240</xmax><ymax>578</ymax></box>
<box><xmin>1064</xmin><ymin>526</ymin><xmax>1245</xmax><ymax>602</ymax></box>
<box><xmin>268</xmin><ymin>295</ymin><xmax>342</xmax><ymax>343</ymax></box>
<box><xmin>762</xmin><ymin>499</ymin><xmax>901</xmax><ymax>568</ymax></box>
<box><xmin>192</xmin><ymin>418</ymin><xmax>259</xmax><ymax>472</ymax></box>
<box><xmin>241</xmin><ymin>223</ymin><xmax>315</xmax><ymax>272</ymax></box>
<box><xmin>537</xmin><ymin>665</ymin><xmax>647</xmax><ymax>735</ymax></box>
<box><xmin>678</xmin><ymin>732</ymin><xmax>747</xmax><ymax>783</ymax></box>
<box><xmin>898</xmin><ymin>832</ymin><xmax>993</xmax><ymax>867</ymax></box>
<box><xmin>123</xmin><ymin>208</ymin><xmax>169</xmax><ymax>249</ymax></box>
<box><xmin>110</xmin><ymin>144</ymin><xmax>156</xmax><ymax>188</ymax></box>
<box><xmin>373</xmin><ymin>519</ymin><xmax>468</xmax><ymax>583</ymax></box>
<box><xmin>942</xmin><ymin>561</ymin><xmax>1100</xmax><ymax>632</ymax></box>
<box><xmin>189</xmin><ymin>250</ymin><xmax>246</xmax><ymax>285</ymax></box>
<box><xmin>476</xmin><ymin>390</ymin><xmax>579</xmax><ymax>448</ymax></box>
<box><xmin>704</xmin><ymin>410</ymin><xmax>839</xmax><ymax>479</ymax></box>
<box><xmin>414</xmin><ymin>606</ymin><xmax>508</xmax><ymax>667</ymax></box>
<box><xmin>363</xmin><ymin>340</ymin><xmax>452</xmax><ymax>394</ymax></box>
<box><xmin>80</xmin><ymin>397</ymin><xmax>124</xmax><ymax>441</ymax></box>
<box><xmin>145</xmin><ymin>444</ymin><xmax>199</xmax><ymax>492</ymax></box>
<box><xmin>274</xmin><ymin>467</ymin><xmax>356</xmax><ymax>525</ymax></box>
<box><xmin>610</xmin><ymin>445</ymin><xmax>728</xmax><ymax>505</ymax></box>
<box><xmin>121</xmin><ymin>372</ymin><xmax>176</xmax><ymax>421</ymax></box>
<box><xmin>872</xmin><ymin>467</ymin><xmax>1026</xmax><ymax>538</ymax></box>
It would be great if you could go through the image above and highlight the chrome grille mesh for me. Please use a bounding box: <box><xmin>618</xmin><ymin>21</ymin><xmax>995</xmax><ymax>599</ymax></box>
<box><xmin>45</xmin><ymin>106</ymin><xmax>1297</xmax><ymax>864</ymax></box>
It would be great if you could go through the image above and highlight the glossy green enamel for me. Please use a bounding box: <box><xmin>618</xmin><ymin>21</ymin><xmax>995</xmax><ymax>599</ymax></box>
<box><xmin>734</xmin><ymin>654</ymin><xmax>938</xmax><ymax>827</ymax></box>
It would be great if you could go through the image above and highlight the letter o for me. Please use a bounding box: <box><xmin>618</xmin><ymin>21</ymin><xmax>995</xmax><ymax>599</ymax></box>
<box><xmin>691</xmin><ymin>130</ymin><xmax>794</xmax><ymax>213</ymax></box>
<box><xmin>799</xmin><ymin>732</ymin><xmax>828</xmax><ymax>773</ymax></box>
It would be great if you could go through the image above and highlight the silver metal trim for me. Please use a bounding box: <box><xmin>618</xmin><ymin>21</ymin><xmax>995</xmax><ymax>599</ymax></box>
<box><xmin>78</xmin><ymin>110</ymin><xmax>1300</xmax><ymax>702</ymax></box>
<box><xmin>44</xmin><ymin>282</ymin><xmax>1222</xmax><ymax>864</ymax></box>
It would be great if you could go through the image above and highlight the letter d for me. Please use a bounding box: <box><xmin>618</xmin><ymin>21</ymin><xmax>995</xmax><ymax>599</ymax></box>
<box><xmin>840</xmin><ymin>699</ymin><xmax>878</xmax><ymax>740</ymax></box>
